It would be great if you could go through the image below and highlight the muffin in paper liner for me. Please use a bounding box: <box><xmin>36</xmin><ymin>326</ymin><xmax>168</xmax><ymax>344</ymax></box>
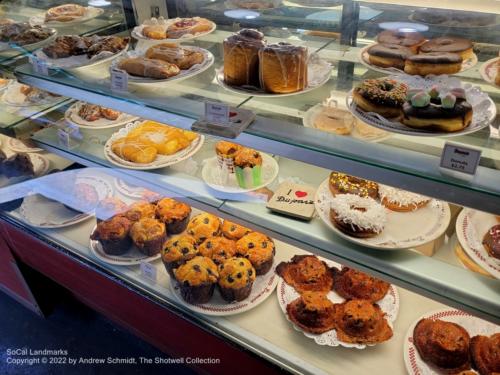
<box><xmin>217</xmin><ymin>154</ymin><xmax>236</xmax><ymax>173</ymax></box>
<box><xmin>235</xmin><ymin>165</ymin><xmax>262</xmax><ymax>189</ymax></box>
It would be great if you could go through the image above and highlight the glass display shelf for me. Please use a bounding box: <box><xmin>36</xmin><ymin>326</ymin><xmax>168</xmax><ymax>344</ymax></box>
<box><xmin>0</xmin><ymin>189</ymin><xmax>462</xmax><ymax>375</ymax></box>
<box><xmin>13</xmin><ymin>23</ymin><xmax>500</xmax><ymax>214</ymax></box>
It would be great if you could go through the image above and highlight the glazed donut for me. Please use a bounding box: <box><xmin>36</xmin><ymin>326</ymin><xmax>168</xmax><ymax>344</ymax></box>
<box><xmin>329</xmin><ymin>171</ymin><xmax>378</xmax><ymax>199</ymax></box>
<box><xmin>419</xmin><ymin>37</ymin><xmax>473</xmax><ymax>61</ymax></box>
<box><xmin>329</xmin><ymin>194</ymin><xmax>386</xmax><ymax>238</ymax></box>
<box><xmin>378</xmin><ymin>185</ymin><xmax>430</xmax><ymax>212</ymax></box>
<box><xmin>353</xmin><ymin>78</ymin><xmax>408</xmax><ymax>118</ymax></box>
<box><xmin>404</xmin><ymin>52</ymin><xmax>462</xmax><ymax>76</ymax></box>
<box><xmin>367</xmin><ymin>43</ymin><xmax>414</xmax><ymax>70</ymax></box>
<box><xmin>376</xmin><ymin>30</ymin><xmax>425</xmax><ymax>53</ymax></box>
<box><xmin>402</xmin><ymin>88</ymin><xmax>473</xmax><ymax>132</ymax></box>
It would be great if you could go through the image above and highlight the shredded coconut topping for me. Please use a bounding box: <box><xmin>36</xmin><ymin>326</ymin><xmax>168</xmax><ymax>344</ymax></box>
<box><xmin>378</xmin><ymin>185</ymin><xmax>429</xmax><ymax>207</ymax></box>
<box><xmin>330</xmin><ymin>194</ymin><xmax>386</xmax><ymax>232</ymax></box>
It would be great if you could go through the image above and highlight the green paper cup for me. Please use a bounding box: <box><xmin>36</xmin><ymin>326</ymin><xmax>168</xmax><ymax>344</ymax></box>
<box><xmin>235</xmin><ymin>165</ymin><xmax>262</xmax><ymax>189</ymax></box>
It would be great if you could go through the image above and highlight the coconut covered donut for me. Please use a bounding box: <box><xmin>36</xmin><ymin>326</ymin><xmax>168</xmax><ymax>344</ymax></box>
<box><xmin>378</xmin><ymin>185</ymin><xmax>430</xmax><ymax>212</ymax></box>
<box><xmin>329</xmin><ymin>194</ymin><xmax>387</xmax><ymax>238</ymax></box>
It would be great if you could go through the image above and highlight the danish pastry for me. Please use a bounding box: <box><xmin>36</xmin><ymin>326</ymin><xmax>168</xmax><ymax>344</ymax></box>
<box><xmin>166</xmin><ymin>17</ymin><xmax>213</xmax><ymax>39</ymax></box>
<box><xmin>118</xmin><ymin>57</ymin><xmax>180</xmax><ymax>79</ymax></box>
<box><xmin>45</xmin><ymin>4</ymin><xmax>85</xmax><ymax>22</ymax></box>
<box><xmin>145</xmin><ymin>43</ymin><xmax>204</xmax><ymax>70</ymax></box>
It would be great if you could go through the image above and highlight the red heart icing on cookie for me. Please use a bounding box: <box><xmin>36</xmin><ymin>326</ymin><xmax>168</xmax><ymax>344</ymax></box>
<box><xmin>295</xmin><ymin>191</ymin><xmax>307</xmax><ymax>198</ymax></box>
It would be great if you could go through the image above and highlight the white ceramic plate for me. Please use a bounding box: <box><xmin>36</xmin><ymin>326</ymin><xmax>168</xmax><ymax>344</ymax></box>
<box><xmin>303</xmin><ymin>103</ymin><xmax>391</xmax><ymax>142</ymax></box>
<box><xmin>64</xmin><ymin>101</ymin><xmax>139</xmax><ymax>129</ymax></box>
<box><xmin>479</xmin><ymin>57</ymin><xmax>500</xmax><ymax>88</ymax></box>
<box><xmin>408</xmin><ymin>11</ymin><xmax>500</xmax><ymax>29</ymax></box>
<box><xmin>347</xmin><ymin>74</ymin><xmax>496</xmax><ymax>137</ymax></box>
<box><xmin>6</xmin><ymin>138</ymin><xmax>44</xmax><ymax>153</ymax></box>
<box><xmin>315</xmin><ymin>179</ymin><xmax>451</xmax><ymax>250</ymax></box>
<box><xmin>455</xmin><ymin>208</ymin><xmax>500</xmax><ymax>280</ymax></box>
<box><xmin>104</xmin><ymin>120</ymin><xmax>204</xmax><ymax>170</ymax></box>
<box><xmin>216</xmin><ymin>54</ymin><xmax>332</xmax><ymax>97</ymax></box>
<box><xmin>403</xmin><ymin>308</ymin><xmax>500</xmax><ymax>375</ymax></box>
<box><xmin>20</xmin><ymin>194</ymin><xmax>92</xmax><ymax>228</ymax></box>
<box><xmin>359</xmin><ymin>44</ymin><xmax>478</xmax><ymax>76</ymax></box>
<box><xmin>1</xmin><ymin>82</ymin><xmax>63</xmax><ymax>107</ymax></box>
<box><xmin>201</xmin><ymin>154</ymin><xmax>279</xmax><ymax>193</ymax></box>
<box><xmin>89</xmin><ymin>227</ymin><xmax>161</xmax><ymax>266</ymax></box>
<box><xmin>170</xmin><ymin>258</ymin><xmax>278</xmax><ymax>316</ymax></box>
<box><xmin>277</xmin><ymin>255</ymin><xmax>399</xmax><ymax>349</ymax></box>
<box><xmin>0</xmin><ymin>28</ymin><xmax>57</xmax><ymax>52</ymax></box>
<box><xmin>110</xmin><ymin>47</ymin><xmax>214</xmax><ymax>84</ymax></box>
<box><xmin>131</xmin><ymin>17</ymin><xmax>216</xmax><ymax>43</ymax></box>
<box><xmin>30</xmin><ymin>7</ymin><xmax>104</xmax><ymax>27</ymax></box>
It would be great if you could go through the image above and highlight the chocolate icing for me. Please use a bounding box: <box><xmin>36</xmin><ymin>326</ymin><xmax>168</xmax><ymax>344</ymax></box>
<box><xmin>420</xmin><ymin>37</ymin><xmax>472</xmax><ymax>54</ymax></box>
<box><xmin>368</xmin><ymin>43</ymin><xmax>414</xmax><ymax>60</ymax></box>
<box><xmin>262</xmin><ymin>42</ymin><xmax>306</xmax><ymax>55</ymax></box>
<box><xmin>376</xmin><ymin>30</ymin><xmax>425</xmax><ymax>47</ymax></box>
<box><xmin>355</xmin><ymin>79</ymin><xmax>407</xmax><ymax>108</ymax></box>
<box><xmin>407</xmin><ymin>52</ymin><xmax>462</xmax><ymax>64</ymax></box>
<box><xmin>224</xmin><ymin>28</ymin><xmax>265</xmax><ymax>47</ymax></box>
<box><xmin>483</xmin><ymin>224</ymin><xmax>500</xmax><ymax>259</ymax></box>
<box><xmin>403</xmin><ymin>97</ymin><xmax>472</xmax><ymax>119</ymax></box>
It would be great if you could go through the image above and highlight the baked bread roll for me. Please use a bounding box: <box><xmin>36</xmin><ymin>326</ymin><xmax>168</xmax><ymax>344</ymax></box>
<box><xmin>259</xmin><ymin>42</ymin><xmax>307</xmax><ymax>94</ymax></box>
<box><xmin>118</xmin><ymin>57</ymin><xmax>180</xmax><ymax>79</ymax></box>
<box><xmin>223</xmin><ymin>29</ymin><xmax>266</xmax><ymax>87</ymax></box>
<box><xmin>45</xmin><ymin>4</ymin><xmax>85</xmax><ymax>22</ymax></box>
<box><xmin>142</xmin><ymin>25</ymin><xmax>166</xmax><ymax>40</ymax></box>
<box><xmin>145</xmin><ymin>43</ymin><xmax>204</xmax><ymax>70</ymax></box>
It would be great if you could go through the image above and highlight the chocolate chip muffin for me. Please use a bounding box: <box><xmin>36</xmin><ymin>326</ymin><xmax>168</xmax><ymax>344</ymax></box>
<box><xmin>221</xmin><ymin>220</ymin><xmax>251</xmax><ymax>240</ymax></box>
<box><xmin>174</xmin><ymin>256</ymin><xmax>219</xmax><ymax>304</ymax></box>
<box><xmin>236</xmin><ymin>232</ymin><xmax>275</xmax><ymax>275</ymax></box>
<box><xmin>218</xmin><ymin>257</ymin><xmax>256</xmax><ymax>302</ymax></box>
<box><xmin>162</xmin><ymin>235</ymin><xmax>198</xmax><ymax>277</ymax></box>
<box><xmin>198</xmin><ymin>236</ymin><xmax>237</xmax><ymax>265</ymax></box>
<box><xmin>186</xmin><ymin>213</ymin><xmax>221</xmax><ymax>244</ymax></box>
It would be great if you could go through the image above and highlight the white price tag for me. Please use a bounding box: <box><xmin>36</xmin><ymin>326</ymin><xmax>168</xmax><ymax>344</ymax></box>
<box><xmin>29</xmin><ymin>56</ymin><xmax>49</xmax><ymax>76</ymax></box>
<box><xmin>57</xmin><ymin>128</ymin><xmax>71</xmax><ymax>148</ymax></box>
<box><xmin>205</xmin><ymin>102</ymin><xmax>229</xmax><ymax>125</ymax></box>
<box><xmin>140</xmin><ymin>262</ymin><xmax>157</xmax><ymax>283</ymax></box>
<box><xmin>110</xmin><ymin>68</ymin><xmax>128</xmax><ymax>92</ymax></box>
<box><xmin>440</xmin><ymin>143</ymin><xmax>482</xmax><ymax>175</ymax></box>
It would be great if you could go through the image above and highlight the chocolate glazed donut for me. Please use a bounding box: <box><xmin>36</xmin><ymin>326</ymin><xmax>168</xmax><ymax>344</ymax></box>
<box><xmin>419</xmin><ymin>37</ymin><xmax>473</xmax><ymax>60</ymax></box>
<box><xmin>376</xmin><ymin>30</ymin><xmax>425</xmax><ymax>52</ymax></box>
<box><xmin>404</xmin><ymin>52</ymin><xmax>463</xmax><ymax>75</ymax></box>
<box><xmin>367</xmin><ymin>43</ymin><xmax>415</xmax><ymax>69</ymax></box>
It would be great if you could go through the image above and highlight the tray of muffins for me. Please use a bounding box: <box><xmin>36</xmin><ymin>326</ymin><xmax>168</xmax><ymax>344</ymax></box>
<box><xmin>347</xmin><ymin>75</ymin><xmax>496</xmax><ymax>137</ymax></box>
<box><xmin>201</xmin><ymin>141</ymin><xmax>279</xmax><ymax>193</ymax></box>
<box><xmin>165</xmin><ymin>215</ymin><xmax>279</xmax><ymax>316</ymax></box>
<box><xmin>218</xmin><ymin>29</ymin><xmax>332</xmax><ymax>97</ymax></box>
<box><xmin>131</xmin><ymin>17</ymin><xmax>216</xmax><ymax>43</ymax></box>
<box><xmin>276</xmin><ymin>254</ymin><xmax>399</xmax><ymax>348</ymax></box>
<box><xmin>360</xmin><ymin>30</ymin><xmax>477</xmax><ymax>76</ymax></box>
<box><xmin>455</xmin><ymin>209</ymin><xmax>500</xmax><ymax>280</ymax></box>
<box><xmin>404</xmin><ymin>308</ymin><xmax>500</xmax><ymax>374</ymax></box>
<box><xmin>314</xmin><ymin>172</ymin><xmax>451</xmax><ymax>250</ymax></box>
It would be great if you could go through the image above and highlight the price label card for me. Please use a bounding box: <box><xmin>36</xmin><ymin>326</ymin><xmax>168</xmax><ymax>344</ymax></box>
<box><xmin>57</xmin><ymin>128</ymin><xmax>71</xmax><ymax>148</ymax></box>
<box><xmin>205</xmin><ymin>102</ymin><xmax>229</xmax><ymax>125</ymax></box>
<box><xmin>29</xmin><ymin>56</ymin><xmax>49</xmax><ymax>76</ymax></box>
<box><xmin>140</xmin><ymin>262</ymin><xmax>157</xmax><ymax>283</ymax></box>
<box><xmin>110</xmin><ymin>68</ymin><xmax>128</xmax><ymax>92</ymax></box>
<box><xmin>440</xmin><ymin>143</ymin><xmax>482</xmax><ymax>175</ymax></box>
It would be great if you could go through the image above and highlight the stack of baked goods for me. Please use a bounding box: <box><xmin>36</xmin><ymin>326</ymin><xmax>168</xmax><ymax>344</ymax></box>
<box><xmin>0</xmin><ymin>22</ymin><xmax>55</xmax><ymax>47</ymax></box>
<box><xmin>327</xmin><ymin>171</ymin><xmax>431</xmax><ymax>238</ymax></box>
<box><xmin>134</xmin><ymin>17</ymin><xmax>214</xmax><ymax>41</ymax></box>
<box><xmin>277</xmin><ymin>254</ymin><xmax>395</xmax><ymax>345</ymax></box>
<box><xmin>412</xmin><ymin>316</ymin><xmax>499</xmax><ymax>374</ymax></box>
<box><xmin>352</xmin><ymin>77</ymin><xmax>474</xmax><ymax>133</ymax></box>
<box><xmin>224</xmin><ymin>29</ymin><xmax>316</xmax><ymax>94</ymax></box>
<box><xmin>116</xmin><ymin>43</ymin><xmax>208</xmax><ymax>81</ymax></box>
<box><xmin>163</xmin><ymin>214</ymin><xmax>276</xmax><ymax>304</ymax></box>
<box><xmin>108</xmin><ymin>120</ymin><xmax>200</xmax><ymax>166</ymax></box>
<box><xmin>365</xmin><ymin>30</ymin><xmax>474</xmax><ymax>75</ymax></box>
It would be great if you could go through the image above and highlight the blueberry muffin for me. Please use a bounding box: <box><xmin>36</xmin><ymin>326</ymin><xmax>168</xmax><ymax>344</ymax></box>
<box><xmin>221</xmin><ymin>220</ymin><xmax>251</xmax><ymax>240</ymax></box>
<box><xmin>218</xmin><ymin>257</ymin><xmax>256</xmax><ymax>302</ymax></box>
<box><xmin>198</xmin><ymin>236</ymin><xmax>237</xmax><ymax>265</ymax></box>
<box><xmin>155</xmin><ymin>198</ymin><xmax>191</xmax><ymax>234</ymax></box>
<box><xmin>129</xmin><ymin>217</ymin><xmax>167</xmax><ymax>256</ymax></box>
<box><xmin>125</xmin><ymin>201</ymin><xmax>156</xmax><ymax>222</ymax></box>
<box><xmin>174</xmin><ymin>256</ymin><xmax>219</xmax><ymax>304</ymax></box>
<box><xmin>90</xmin><ymin>215</ymin><xmax>133</xmax><ymax>255</ymax></box>
<box><xmin>161</xmin><ymin>235</ymin><xmax>198</xmax><ymax>277</ymax></box>
<box><xmin>95</xmin><ymin>197</ymin><xmax>128</xmax><ymax>222</ymax></box>
<box><xmin>236</xmin><ymin>232</ymin><xmax>275</xmax><ymax>275</ymax></box>
<box><xmin>186</xmin><ymin>213</ymin><xmax>221</xmax><ymax>244</ymax></box>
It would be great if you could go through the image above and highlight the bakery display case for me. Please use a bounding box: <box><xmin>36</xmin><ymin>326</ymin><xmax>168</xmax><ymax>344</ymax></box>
<box><xmin>0</xmin><ymin>1</ymin><xmax>499</xmax><ymax>374</ymax></box>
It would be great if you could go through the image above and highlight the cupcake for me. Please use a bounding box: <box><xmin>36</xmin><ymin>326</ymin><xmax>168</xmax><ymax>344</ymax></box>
<box><xmin>236</xmin><ymin>232</ymin><xmax>275</xmax><ymax>275</ymax></box>
<box><xmin>198</xmin><ymin>236</ymin><xmax>237</xmax><ymax>265</ymax></box>
<box><xmin>125</xmin><ymin>201</ymin><xmax>156</xmax><ymax>222</ymax></box>
<box><xmin>218</xmin><ymin>257</ymin><xmax>256</xmax><ymax>302</ymax></box>
<box><xmin>129</xmin><ymin>217</ymin><xmax>167</xmax><ymax>256</ymax></box>
<box><xmin>234</xmin><ymin>148</ymin><xmax>263</xmax><ymax>189</ymax></box>
<box><xmin>95</xmin><ymin>197</ymin><xmax>128</xmax><ymax>222</ymax></box>
<box><xmin>186</xmin><ymin>213</ymin><xmax>221</xmax><ymax>244</ymax></box>
<box><xmin>174</xmin><ymin>256</ymin><xmax>219</xmax><ymax>304</ymax></box>
<box><xmin>155</xmin><ymin>198</ymin><xmax>191</xmax><ymax>234</ymax></box>
<box><xmin>221</xmin><ymin>220</ymin><xmax>251</xmax><ymax>240</ymax></box>
<box><xmin>161</xmin><ymin>235</ymin><xmax>198</xmax><ymax>277</ymax></box>
<box><xmin>90</xmin><ymin>215</ymin><xmax>133</xmax><ymax>255</ymax></box>
<box><xmin>215</xmin><ymin>141</ymin><xmax>242</xmax><ymax>173</ymax></box>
